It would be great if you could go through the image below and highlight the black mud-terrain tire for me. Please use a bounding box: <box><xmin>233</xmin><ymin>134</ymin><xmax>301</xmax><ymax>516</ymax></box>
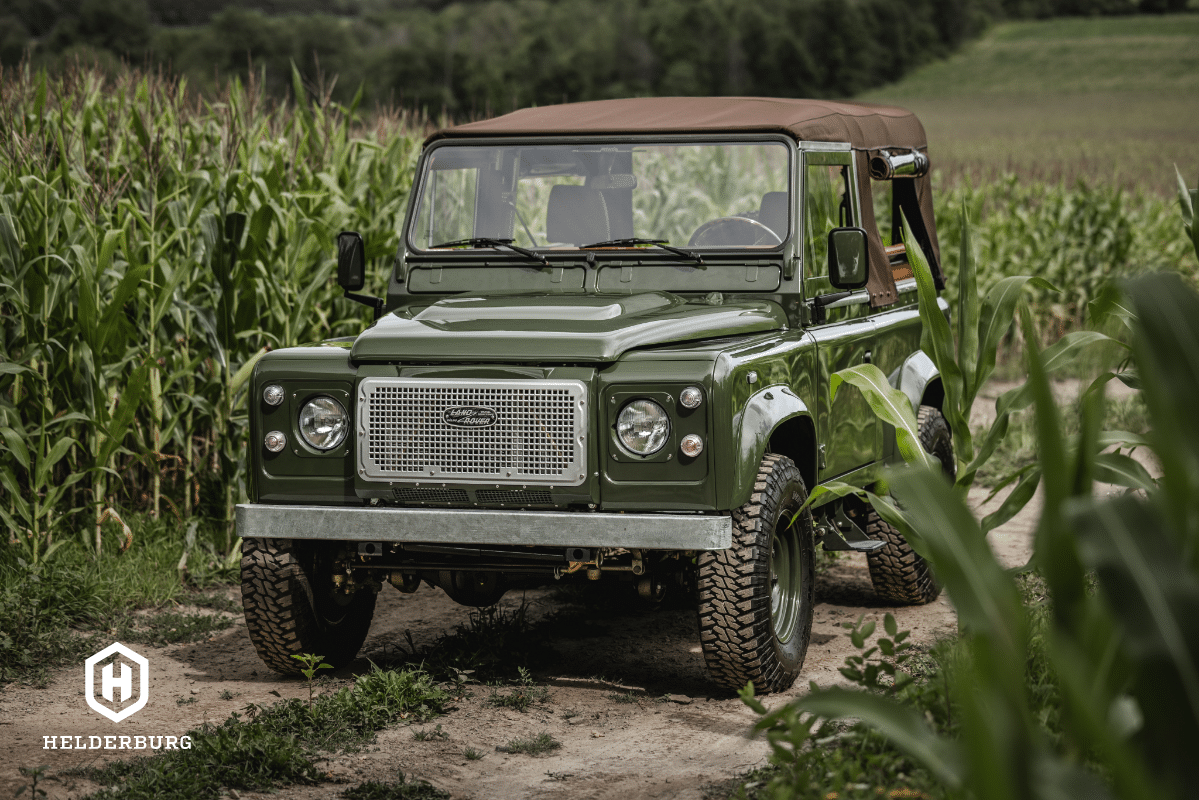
<box><xmin>241</xmin><ymin>538</ymin><xmax>377</xmax><ymax>675</ymax></box>
<box><xmin>697</xmin><ymin>454</ymin><xmax>815</xmax><ymax>694</ymax></box>
<box><xmin>866</xmin><ymin>404</ymin><xmax>955</xmax><ymax>605</ymax></box>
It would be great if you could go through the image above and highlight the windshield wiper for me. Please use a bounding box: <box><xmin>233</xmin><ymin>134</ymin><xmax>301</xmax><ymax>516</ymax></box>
<box><xmin>580</xmin><ymin>238</ymin><xmax>703</xmax><ymax>265</ymax></box>
<box><xmin>428</xmin><ymin>237</ymin><xmax>548</xmax><ymax>265</ymax></box>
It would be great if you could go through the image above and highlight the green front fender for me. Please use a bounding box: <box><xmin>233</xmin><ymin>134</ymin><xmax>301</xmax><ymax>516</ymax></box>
<box><xmin>723</xmin><ymin>385</ymin><xmax>812</xmax><ymax>510</ymax></box>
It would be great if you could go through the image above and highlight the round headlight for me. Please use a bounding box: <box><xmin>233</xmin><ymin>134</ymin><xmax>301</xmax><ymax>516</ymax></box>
<box><xmin>263</xmin><ymin>384</ymin><xmax>285</xmax><ymax>406</ymax></box>
<box><xmin>617</xmin><ymin>399</ymin><xmax>670</xmax><ymax>455</ymax></box>
<box><xmin>264</xmin><ymin>430</ymin><xmax>286</xmax><ymax>453</ymax></box>
<box><xmin>299</xmin><ymin>396</ymin><xmax>348</xmax><ymax>451</ymax></box>
<box><xmin>679</xmin><ymin>386</ymin><xmax>703</xmax><ymax>409</ymax></box>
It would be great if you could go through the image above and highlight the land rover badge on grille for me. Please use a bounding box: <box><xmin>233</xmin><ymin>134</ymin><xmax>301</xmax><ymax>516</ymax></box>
<box><xmin>442</xmin><ymin>406</ymin><xmax>499</xmax><ymax>429</ymax></box>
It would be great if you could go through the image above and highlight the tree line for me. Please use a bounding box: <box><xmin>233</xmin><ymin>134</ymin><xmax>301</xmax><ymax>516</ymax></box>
<box><xmin>2</xmin><ymin>0</ymin><xmax>1191</xmax><ymax>115</ymax></box>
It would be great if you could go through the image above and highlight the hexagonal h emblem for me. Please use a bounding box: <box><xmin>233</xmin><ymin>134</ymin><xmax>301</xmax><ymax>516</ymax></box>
<box><xmin>85</xmin><ymin>643</ymin><xmax>149</xmax><ymax>723</ymax></box>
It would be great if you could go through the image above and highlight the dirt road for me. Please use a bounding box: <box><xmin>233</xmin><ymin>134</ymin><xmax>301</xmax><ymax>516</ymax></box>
<box><xmin>0</xmin><ymin>479</ymin><xmax>1041</xmax><ymax>800</ymax></box>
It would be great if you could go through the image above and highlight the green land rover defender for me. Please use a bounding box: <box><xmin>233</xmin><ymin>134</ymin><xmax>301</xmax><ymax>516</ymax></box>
<box><xmin>237</xmin><ymin>97</ymin><xmax>954</xmax><ymax>693</ymax></box>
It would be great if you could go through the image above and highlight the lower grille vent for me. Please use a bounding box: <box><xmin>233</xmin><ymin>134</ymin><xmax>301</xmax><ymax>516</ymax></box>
<box><xmin>475</xmin><ymin>489</ymin><xmax>554</xmax><ymax>506</ymax></box>
<box><xmin>393</xmin><ymin>488</ymin><xmax>469</xmax><ymax>504</ymax></box>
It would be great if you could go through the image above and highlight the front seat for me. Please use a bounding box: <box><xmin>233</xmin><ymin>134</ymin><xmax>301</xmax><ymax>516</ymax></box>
<box><xmin>758</xmin><ymin>191</ymin><xmax>789</xmax><ymax>240</ymax></box>
<box><xmin>546</xmin><ymin>185</ymin><xmax>611</xmax><ymax>245</ymax></box>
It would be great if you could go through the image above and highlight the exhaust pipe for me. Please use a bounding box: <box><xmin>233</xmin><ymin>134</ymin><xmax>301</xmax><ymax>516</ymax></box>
<box><xmin>869</xmin><ymin>149</ymin><xmax>929</xmax><ymax>180</ymax></box>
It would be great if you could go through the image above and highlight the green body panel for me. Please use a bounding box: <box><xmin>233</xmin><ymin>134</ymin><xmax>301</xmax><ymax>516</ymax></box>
<box><xmin>249</xmin><ymin>345</ymin><xmax>360</xmax><ymax>506</ymax></box>
<box><xmin>349</xmin><ymin>292</ymin><xmax>789</xmax><ymax>363</ymax></box>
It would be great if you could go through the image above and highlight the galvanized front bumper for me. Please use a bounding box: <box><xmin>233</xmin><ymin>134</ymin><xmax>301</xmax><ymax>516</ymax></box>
<box><xmin>236</xmin><ymin>504</ymin><xmax>732</xmax><ymax>550</ymax></box>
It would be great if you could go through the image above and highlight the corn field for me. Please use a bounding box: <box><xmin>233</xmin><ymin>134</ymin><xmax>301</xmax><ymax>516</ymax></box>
<box><xmin>2</xmin><ymin>64</ymin><xmax>1195</xmax><ymax>564</ymax></box>
<box><xmin>0</xmin><ymin>64</ymin><xmax>424</xmax><ymax>562</ymax></box>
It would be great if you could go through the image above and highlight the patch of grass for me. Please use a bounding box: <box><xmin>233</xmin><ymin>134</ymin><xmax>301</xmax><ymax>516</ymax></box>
<box><xmin>486</xmin><ymin>667</ymin><xmax>549</xmax><ymax>712</ymax></box>
<box><xmin>463</xmin><ymin>746</ymin><xmax>484</xmax><ymax>761</ymax></box>
<box><xmin>501</xmin><ymin>732</ymin><xmax>561</xmax><ymax>757</ymax></box>
<box><xmin>411</xmin><ymin>724</ymin><xmax>448</xmax><ymax>742</ymax></box>
<box><xmin>343</xmin><ymin>776</ymin><xmax>450</xmax><ymax>800</ymax></box>
<box><xmin>0</xmin><ymin>514</ymin><xmax>238</xmax><ymax>686</ymax></box>
<box><xmin>176</xmin><ymin>696</ymin><xmax>198</xmax><ymax>706</ymax></box>
<box><xmin>85</xmin><ymin>665</ymin><xmax>449</xmax><ymax>798</ymax></box>
<box><xmin>219</xmin><ymin>690</ymin><xmax>237</xmax><ymax>701</ymax></box>
<box><xmin>92</xmin><ymin>724</ymin><xmax>320</xmax><ymax>800</ymax></box>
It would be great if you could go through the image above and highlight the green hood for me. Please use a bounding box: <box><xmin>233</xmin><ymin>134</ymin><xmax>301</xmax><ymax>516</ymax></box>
<box><xmin>350</xmin><ymin>292</ymin><xmax>787</xmax><ymax>362</ymax></box>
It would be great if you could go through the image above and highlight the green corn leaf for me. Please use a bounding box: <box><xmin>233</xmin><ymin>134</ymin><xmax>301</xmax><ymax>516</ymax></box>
<box><xmin>798</xmin><ymin>480</ymin><xmax>864</xmax><ymax>513</ymax></box>
<box><xmin>1123</xmin><ymin>273</ymin><xmax>1199</xmax><ymax>545</ymax></box>
<box><xmin>96</xmin><ymin>365</ymin><xmax>150</xmax><ymax>469</ymax></box>
<box><xmin>33</xmin><ymin>436</ymin><xmax>77</xmax><ymax>490</ymax></box>
<box><xmin>1021</xmin><ymin>304</ymin><xmax>1088</xmax><ymax>626</ymax></box>
<box><xmin>97</xmin><ymin>228</ymin><xmax>125</xmax><ymax>274</ymax></box>
<box><xmin>1176</xmin><ymin>166</ymin><xmax>1198</xmax><ymax>261</ymax></box>
<box><xmin>831</xmin><ymin>363</ymin><xmax>934</xmax><ymax>469</ymax></box>
<box><xmin>1072</xmin><ymin>495</ymin><xmax>1199</xmax><ymax>740</ymax></box>
<box><xmin>1093</xmin><ymin>453</ymin><xmax>1156</xmax><ymax>492</ymax></box>
<box><xmin>796</xmin><ymin>688</ymin><xmax>965</xmax><ymax>788</ymax></box>
<box><xmin>230</xmin><ymin>348</ymin><xmax>269</xmax><ymax>396</ymax></box>
<box><xmin>982</xmin><ymin>467</ymin><xmax>1042</xmax><ymax>535</ymax></box>
<box><xmin>974</xmin><ymin>275</ymin><xmax>1057</xmax><ymax>398</ymax></box>
<box><xmin>904</xmin><ymin>215</ymin><xmax>970</xmax><ymax>460</ymax></box>
<box><xmin>0</xmin><ymin>427</ymin><xmax>31</xmax><ymax>471</ymax></box>
<box><xmin>1096</xmin><ymin>430</ymin><xmax>1152</xmax><ymax>450</ymax></box>
<box><xmin>956</xmin><ymin>202</ymin><xmax>980</xmax><ymax>403</ymax></box>
<box><xmin>0</xmin><ymin>362</ymin><xmax>38</xmax><ymax>378</ymax></box>
<box><xmin>889</xmin><ymin>468</ymin><xmax>1025</xmax><ymax>651</ymax></box>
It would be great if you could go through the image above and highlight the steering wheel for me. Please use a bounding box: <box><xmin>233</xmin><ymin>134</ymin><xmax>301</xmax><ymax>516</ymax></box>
<box><xmin>687</xmin><ymin>216</ymin><xmax>783</xmax><ymax>248</ymax></box>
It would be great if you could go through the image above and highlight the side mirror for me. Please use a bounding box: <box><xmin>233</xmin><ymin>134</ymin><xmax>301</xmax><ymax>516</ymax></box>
<box><xmin>827</xmin><ymin>227</ymin><xmax>870</xmax><ymax>290</ymax></box>
<box><xmin>337</xmin><ymin>231</ymin><xmax>365</xmax><ymax>292</ymax></box>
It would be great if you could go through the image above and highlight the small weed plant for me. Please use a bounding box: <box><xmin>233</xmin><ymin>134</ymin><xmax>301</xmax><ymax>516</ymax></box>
<box><xmin>502</xmin><ymin>732</ymin><xmax>562</xmax><ymax>756</ymax></box>
<box><xmin>486</xmin><ymin>667</ymin><xmax>549</xmax><ymax>712</ymax></box>
<box><xmin>411</xmin><ymin>724</ymin><xmax>448</xmax><ymax>742</ymax></box>
<box><xmin>291</xmin><ymin>653</ymin><xmax>332</xmax><ymax>709</ymax></box>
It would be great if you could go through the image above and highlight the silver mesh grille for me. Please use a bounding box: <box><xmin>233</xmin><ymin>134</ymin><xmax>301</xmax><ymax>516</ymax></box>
<box><xmin>358</xmin><ymin>378</ymin><xmax>587</xmax><ymax>486</ymax></box>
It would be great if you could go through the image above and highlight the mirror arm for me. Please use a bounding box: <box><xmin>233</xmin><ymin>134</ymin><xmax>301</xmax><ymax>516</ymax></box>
<box><xmin>344</xmin><ymin>291</ymin><xmax>385</xmax><ymax>320</ymax></box>
<box><xmin>809</xmin><ymin>290</ymin><xmax>854</xmax><ymax>325</ymax></box>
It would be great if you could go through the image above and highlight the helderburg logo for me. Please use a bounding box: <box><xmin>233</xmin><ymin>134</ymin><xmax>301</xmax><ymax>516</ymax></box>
<box><xmin>86</xmin><ymin>643</ymin><xmax>149</xmax><ymax>723</ymax></box>
<box><xmin>443</xmin><ymin>405</ymin><xmax>499</xmax><ymax>429</ymax></box>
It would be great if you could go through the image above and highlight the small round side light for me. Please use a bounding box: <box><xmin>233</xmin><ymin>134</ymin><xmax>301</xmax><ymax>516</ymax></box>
<box><xmin>679</xmin><ymin>386</ymin><xmax>703</xmax><ymax>409</ymax></box>
<box><xmin>680</xmin><ymin>434</ymin><xmax>704</xmax><ymax>458</ymax></box>
<box><xmin>263</xmin><ymin>385</ymin><xmax>285</xmax><ymax>406</ymax></box>
<box><xmin>264</xmin><ymin>430</ymin><xmax>287</xmax><ymax>453</ymax></box>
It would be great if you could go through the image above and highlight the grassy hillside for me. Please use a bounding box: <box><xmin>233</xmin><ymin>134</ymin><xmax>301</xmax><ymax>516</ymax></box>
<box><xmin>859</xmin><ymin>14</ymin><xmax>1199</xmax><ymax>192</ymax></box>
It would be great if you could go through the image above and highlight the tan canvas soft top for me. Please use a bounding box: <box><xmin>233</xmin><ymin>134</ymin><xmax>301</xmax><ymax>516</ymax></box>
<box><xmin>428</xmin><ymin>97</ymin><xmax>943</xmax><ymax>305</ymax></box>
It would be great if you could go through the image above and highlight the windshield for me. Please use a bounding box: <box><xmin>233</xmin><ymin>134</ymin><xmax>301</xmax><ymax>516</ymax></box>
<box><xmin>409</xmin><ymin>141</ymin><xmax>791</xmax><ymax>252</ymax></box>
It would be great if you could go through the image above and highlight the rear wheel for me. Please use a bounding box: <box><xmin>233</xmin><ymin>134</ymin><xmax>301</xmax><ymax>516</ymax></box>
<box><xmin>697</xmin><ymin>454</ymin><xmax>815</xmax><ymax>693</ymax></box>
<box><xmin>241</xmin><ymin>538</ymin><xmax>376</xmax><ymax>675</ymax></box>
<box><xmin>865</xmin><ymin>404</ymin><xmax>954</xmax><ymax>605</ymax></box>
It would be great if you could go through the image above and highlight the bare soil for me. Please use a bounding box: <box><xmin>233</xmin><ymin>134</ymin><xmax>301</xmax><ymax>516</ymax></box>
<box><xmin>14</xmin><ymin>375</ymin><xmax>1145</xmax><ymax>799</ymax></box>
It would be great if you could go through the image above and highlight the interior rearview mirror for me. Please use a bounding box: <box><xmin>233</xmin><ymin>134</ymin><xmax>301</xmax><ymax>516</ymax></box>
<box><xmin>827</xmin><ymin>227</ymin><xmax>869</xmax><ymax>290</ymax></box>
<box><xmin>337</xmin><ymin>231</ymin><xmax>365</xmax><ymax>292</ymax></box>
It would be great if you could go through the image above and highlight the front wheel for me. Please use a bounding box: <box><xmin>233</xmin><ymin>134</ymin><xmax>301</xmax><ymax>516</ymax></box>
<box><xmin>241</xmin><ymin>538</ymin><xmax>377</xmax><ymax>675</ymax></box>
<box><xmin>697</xmin><ymin>454</ymin><xmax>815</xmax><ymax>693</ymax></box>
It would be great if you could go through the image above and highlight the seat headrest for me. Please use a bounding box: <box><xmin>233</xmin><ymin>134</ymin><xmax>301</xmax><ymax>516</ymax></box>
<box><xmin>758</xmin><ymin>192</ymin><xmax>789</xmax><ymax>240</ymax></box>
<box><xmin>546</xmin><ymin>185</ymin><xmax>611</xmax><ymax>245</ymax></box>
